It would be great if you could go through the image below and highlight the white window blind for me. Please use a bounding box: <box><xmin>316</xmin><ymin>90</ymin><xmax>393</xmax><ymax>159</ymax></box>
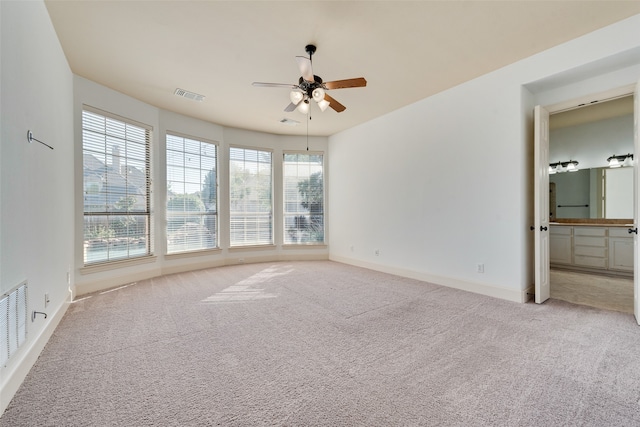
<box><xmin>166</xmin><ymin>133</ymin><xmax>218</xmax><ymax>254</ymax></box>
<box><xmin>229</xmin><ymin>147</ymin><xmax>273</xmax><ymax>246</ymax></box>
<box><xmin>283</xmin><ymin>153</ymin><xmax>324</xmax><ymax>244</ymax></box>
<box><xmin>82</xmin><ymin>107</ymin><xmax>152</xmax><ymax>265</ymax></box>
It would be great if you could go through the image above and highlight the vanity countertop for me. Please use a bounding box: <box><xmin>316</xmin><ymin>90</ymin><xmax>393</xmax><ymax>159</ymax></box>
<box><xmin>550</xmin><ymin>221</ymin><xmax>633</xmax><ymax>228</ymax></box>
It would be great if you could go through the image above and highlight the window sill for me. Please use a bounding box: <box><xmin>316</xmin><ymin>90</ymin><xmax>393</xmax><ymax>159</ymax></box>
<box><xmin>282</xmin><ymin>244</ymin><xmax>327</xmax><ymax>249</ymax></box>
<box><xmin>228</xmin><ymin>244</ymin><xmax>276</xmax><ymax>252</ymax></box>
<box><xmin>81</xmin><ymin>255</ymin><xmax>157</xmax><ymax>275</ymax></box>
<box><xmin>165</xmin><ymin>248</ymin><xmax>222</xmax><ymax>260</ymax></box>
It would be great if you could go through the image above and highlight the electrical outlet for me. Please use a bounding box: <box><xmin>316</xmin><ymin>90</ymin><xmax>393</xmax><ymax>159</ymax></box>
<box><xmin>476</xmin><ymin>263</ymin><xmax>485</xmax><ymax>273</ymax></box>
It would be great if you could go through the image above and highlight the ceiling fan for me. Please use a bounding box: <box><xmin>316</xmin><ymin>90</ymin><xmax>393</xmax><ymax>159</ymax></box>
<box><xmin>252</xmin><ymin>44</ymin><xmax>367</xmax><ymax>114</ymax></box>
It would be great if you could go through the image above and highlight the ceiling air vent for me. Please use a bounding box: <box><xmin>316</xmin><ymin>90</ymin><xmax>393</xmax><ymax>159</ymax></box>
<box><xmin>174</xmin><ymin>88</ymin><xmax>205</xmax><ymax>102</ymax></box>
<box><xmin>279</xmin><ymin>118</ymin><xmax>300</xmax><ymax>126</ymax></box>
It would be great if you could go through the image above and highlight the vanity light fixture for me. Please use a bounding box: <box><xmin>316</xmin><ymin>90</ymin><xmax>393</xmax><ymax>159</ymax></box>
<box><xmin>607</xmin><ymin>153</ymin><xmax>633</xmax><ymax>168</ymax></box>
<box><xmin>549</xmin><ymin>160</ymin><xmax>579</xmax><ymax>174</ymax></box>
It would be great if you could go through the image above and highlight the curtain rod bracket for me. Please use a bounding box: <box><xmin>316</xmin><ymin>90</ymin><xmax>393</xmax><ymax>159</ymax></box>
<box><xmin>27</xmin><ymin>130</ymin><xmax>54</xmax><ymax>150</ymax></box>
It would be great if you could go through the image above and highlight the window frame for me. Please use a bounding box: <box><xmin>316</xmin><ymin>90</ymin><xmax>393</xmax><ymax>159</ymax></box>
<box><xmin>81</xmin><ymin>105</ymin><xmax>153</xmax><ymax>266</ymax></box>
<box><xmin>165</xmin><ymin>131</ymin><xmax>219</xmax><ymax>255</ymax></box>
<box><xmin>282</xmin><ymin>151</ymin><xmax>325</xmax><ymax>245</ymax></box>
<box><xmin>228</xmin><ymin>145</ymin><xmax>274</xmax><ymax>247</ymax></box>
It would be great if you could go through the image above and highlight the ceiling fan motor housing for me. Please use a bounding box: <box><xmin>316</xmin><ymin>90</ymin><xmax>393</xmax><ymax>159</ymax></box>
<box><xmin>298</xmin><ymin>75</ymin><xmax>325</xmax><ymax>98</ymax></box>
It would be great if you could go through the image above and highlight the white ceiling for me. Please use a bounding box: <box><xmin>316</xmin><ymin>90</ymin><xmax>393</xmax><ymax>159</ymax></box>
<box><xmin>550</xmin><ymin>95</ymin><xmax>634</xmax><ymax>130</ymax></box>
<box><xmin>44</xmin><ymin>1</ymin><xmax>640</xmax><ymax>137</ymax></box>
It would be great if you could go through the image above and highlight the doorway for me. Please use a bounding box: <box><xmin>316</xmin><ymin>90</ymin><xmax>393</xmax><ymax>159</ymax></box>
<box><xmin>548</xmin><ymin>96</ymin><xmax>635</xmax><ymax>313</ymax></box>
<box><xmin>534</xmin><ymin>78</ymin><xmax>640</xmax><ymax>325</ymax></box>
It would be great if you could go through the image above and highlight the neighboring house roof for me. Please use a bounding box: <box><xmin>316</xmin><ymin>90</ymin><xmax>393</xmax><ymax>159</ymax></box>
<box><xmin>83</xmin><ymin>153</ymin><xmax>146</xmax><ymax>211</ymax></box>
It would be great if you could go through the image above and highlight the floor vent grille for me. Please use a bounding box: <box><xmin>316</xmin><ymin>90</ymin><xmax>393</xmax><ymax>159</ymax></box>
<box><xmin>1</xmin><ymin>282</ymin><xmax>27</xmax><ymax>366</ymax></box>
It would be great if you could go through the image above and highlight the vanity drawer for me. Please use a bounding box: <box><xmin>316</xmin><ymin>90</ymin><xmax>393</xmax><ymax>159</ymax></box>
<box><xmin>574</xmin><ymin>245</ymin><xmax>606</xmax><ymax>258</ymax></box>
<box><xmin>574</xmin><ymin>236</ymin><xmax>607</xmax><ymax>247</ymax></box>
<box><xmin>574</xmin><ymin>227</ymin><xmax>606</xmax><ymax>237</ymax></box>
<box><xmin>550</xmin><ymin>226</ymin><xmax>572</xmax><ymax>236</ymax></box>
<box><xmin>609</xmin><ymin>227</ymin><xmax>634</xmax><ymax>238</ymax></box>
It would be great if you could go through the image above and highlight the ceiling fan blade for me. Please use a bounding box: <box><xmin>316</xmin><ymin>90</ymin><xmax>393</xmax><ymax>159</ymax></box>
<box><xmin>324</xmin><ymin>93</ymin><xmax>346</xmax><ymax>113</ymax></box>
<box><xmin>324</xmin><ymin>77</ymin><xmax>367</xmax><ymax>90</ymax></box>
<box><xmin>295</xmin><ymin>56</ymin><xmax>314</xmax><ymax>82</ymax></box>
<box><xmin>284</xmin><ymin>102</ymin><xmax>298</xmax><ymax>112</ymax></box>
<box><xmin>252</xmin><ymin>82</ymin><xmax>298</xmax><ymax>89</ymax></box>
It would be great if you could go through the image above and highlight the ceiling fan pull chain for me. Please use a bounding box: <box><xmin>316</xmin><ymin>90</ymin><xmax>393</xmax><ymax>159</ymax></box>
<box><xmin>306</xmin><ymin>113</ymin><xmax>310</xmax><ymax>151</ymax></box>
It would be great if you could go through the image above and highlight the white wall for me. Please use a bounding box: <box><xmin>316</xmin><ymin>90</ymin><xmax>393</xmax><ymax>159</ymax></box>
<box><xmin>0</xmin><ymin>0</ymin><xmax>74</xmax><ymax>412</ymax></box>
<box><xmin>606</xmin><ymin>167</ymin><xmax>634</xmax><ymax>218</ymax></box>
<box><xmin>551</xmin><ymin>114</ymin><xmax>634</xmax><ymax>169</ymax></box>
<box><xmin>328</xmin><ymin>14</ymin><xmax>640</xmax><ymax>302</ymax></box>
<box><xmin>73</xmin><ymin>77</ymin><xmax>329</xmax><ymax>296</ymax></box>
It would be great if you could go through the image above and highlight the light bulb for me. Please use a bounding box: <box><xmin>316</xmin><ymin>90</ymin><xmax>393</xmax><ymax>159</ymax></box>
<box><xmin>608</xmin><ymin>157</ymin><xmax>621</xmax><ymax>168</ymax></box>
<box><xmin>318</xmin><ymin>99</ymin><xmax>330</xmax><ymax>112</ymax></box>
<box><xmin>290</xmin><ymin>91</ymin><xmax>303</xmax><ymax>105</ymax></box>
<box><xmin>549</xmin><ymin>165</ymin><xmax>556</xmax><ymax>175</ymax></box>
<box><xmin>312</xmin><ymin>87</ymin><xmax>325</xmax><ymax>103</ymax></box>
<box><xmin>297</xmin><ymin>100</ymin><xmax>310</xmax><ymax>114</ymax></box>
<box><xmin>567</xmin><ymin>161</ymin><xmax>578</xmax><ymax>172</ymax></box>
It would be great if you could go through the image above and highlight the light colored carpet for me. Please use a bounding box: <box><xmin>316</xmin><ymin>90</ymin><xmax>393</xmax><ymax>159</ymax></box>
<box><xmin>3</xmin><ymin>261</ymin><xmax>640</xmax><ymax>426</ymax></box>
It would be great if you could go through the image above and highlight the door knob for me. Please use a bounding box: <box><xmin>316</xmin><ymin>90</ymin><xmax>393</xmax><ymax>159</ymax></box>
<box><xmin>628</xmin><ymin>228</ymin><xmax>637</xmax><ymax>234</ymax></box>
<box><xmin>540</xmin><ymin>226</ymin><xmax>548</xmax><ymax>231</ymax></box>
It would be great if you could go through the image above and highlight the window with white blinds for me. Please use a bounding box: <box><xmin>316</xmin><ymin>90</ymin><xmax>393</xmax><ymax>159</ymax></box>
<box><xmin>166</xmin><ymin>133</ymin><xmax>218</xmax><ymax>254</ymax></box>
<box><xmin>283</xmin><ymin>153</ymin><xmax>324</xmax><ymax>244</ymax></box>
<box><xmin>229</xmin><ymin>147</ymin><xmax>273</xmax><ymax>246</ymax></box>
<box><xmin>82</xmin><ymin>107</ymin><xmax>152</xmax><ymax>265</ymax></box>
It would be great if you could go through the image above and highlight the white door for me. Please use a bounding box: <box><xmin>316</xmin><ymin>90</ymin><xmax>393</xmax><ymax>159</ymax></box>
<box><xmin>534</xmin><ymin>105</ymin><xmax>551</xmax><ymax>304</ymax></box>
<box><xmin>634</xmin><ymin>79</ymin><xmax>640</xmax><ymax>324</ymax></box>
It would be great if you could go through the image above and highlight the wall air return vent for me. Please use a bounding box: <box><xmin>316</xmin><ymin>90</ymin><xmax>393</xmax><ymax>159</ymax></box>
<box><xmin>1</xmin><ymin>281</ymin><xmax>27</xmax><ymax>366</ymax></box>
<box><xmin>174</xmin><ymin>88</ymin><xmax>205</xmax><ymax>102</ymax></box>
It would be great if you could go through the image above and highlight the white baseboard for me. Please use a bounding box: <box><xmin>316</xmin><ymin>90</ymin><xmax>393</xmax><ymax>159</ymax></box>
<box><xmin>75</xmin><ymin>253</ymin><xmax>330</xmax><ymax>297</ymax></box>
<box><xmin>0</xmin><ymin>297</ymin><xmax>70</xmax><ymax>414</ymax></box>
<box><xmin>330</xmin><ymin>255</ymin><xmax>530</xmax><ymax>303</ymax></box>
<box><xmin>161</xmin><ymin>252</ymin><xmax>330</xmax><ymax>277</ymax></box>
<box><xmin>523</xmin><ymin>284</ymin><xmax>535</xmax><ymax>302</ymax></box>
<box><xmin>75</xmin><ymin>267</ymin><xmax>164</xmax><ymax>297</ymax></box>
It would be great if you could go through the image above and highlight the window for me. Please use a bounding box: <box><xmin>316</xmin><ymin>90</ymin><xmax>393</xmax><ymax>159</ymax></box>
<box><xmin>229</xmin><ymin>147</ymin><xmax>272</xmax><ymax>246</ymax></box>
<box><xmin>166</xmin><ymin>134</ymin><xmax>218</xmax><ymax>253</ymax></box>
<box><xmin>82</xmin><ymin>107</ymin><xmax>152</xmax><ymax>265</ymax></box>
<box><xmin>283</xmin><ymin>153</ymin><xmax>324</xmax><ymax>244</ymax></box>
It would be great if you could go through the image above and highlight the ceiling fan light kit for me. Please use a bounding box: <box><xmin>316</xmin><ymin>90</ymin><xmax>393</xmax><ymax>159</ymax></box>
<box><xmin>298</xmin><ymin>100</ymin><xmax>310</xmax><ymax>114</ymax></box>
<box><xmin>252</xmin><ymin>44</ymin><xmax>366</xmax><ymax>114</ymax></box>
<box><xmin>290</xmin><ymin>91</ymin><xmax>304</xmax><ymax>105</ymax></box>
<box><xmin>312</xmin><ymin>87</ymin><xmax>325</xmax><ymax>102</ymax></box>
